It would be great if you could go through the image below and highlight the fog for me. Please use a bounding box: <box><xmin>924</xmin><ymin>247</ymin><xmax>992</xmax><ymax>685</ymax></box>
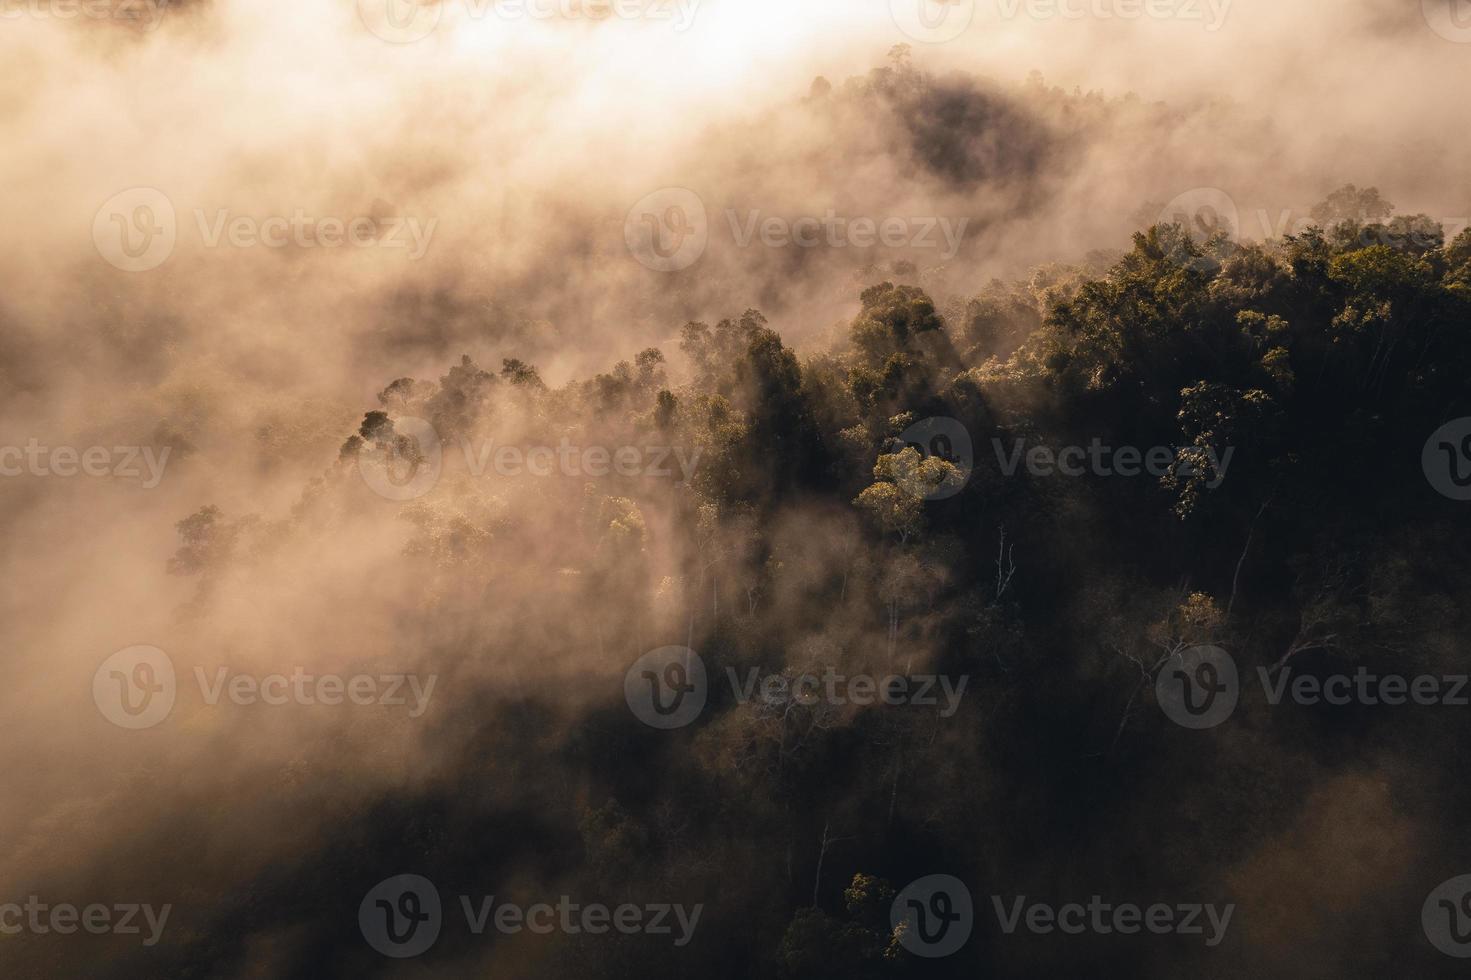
<box><xmin>1</xmin><ymin>0</ymin><xmax>1468</xmax><ymax>974</ymax></box>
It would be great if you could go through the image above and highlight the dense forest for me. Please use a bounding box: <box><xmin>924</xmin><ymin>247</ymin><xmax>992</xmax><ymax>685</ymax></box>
<box><xmin>129</xmin><ymin>181</ymin><xmax>1469</xmax><ymax>977</ymax></box>
<box><xmin>7</xmin><ymin>24</ymin><xmax>1471</xmax><ymax>977</ymax></box>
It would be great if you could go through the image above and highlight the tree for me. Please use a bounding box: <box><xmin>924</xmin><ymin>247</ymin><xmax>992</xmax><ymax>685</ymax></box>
<box><xmin>854</xmin><ymin>481</ymin><xmax>922</xmax><ymax>545</ymax></box>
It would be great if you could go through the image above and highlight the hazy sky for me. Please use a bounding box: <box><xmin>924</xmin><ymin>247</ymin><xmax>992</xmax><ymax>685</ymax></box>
<box><xmin>0</xmin><ymin>0</ymin><xmax>1467</xmax><ymax>972</ymax></box>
